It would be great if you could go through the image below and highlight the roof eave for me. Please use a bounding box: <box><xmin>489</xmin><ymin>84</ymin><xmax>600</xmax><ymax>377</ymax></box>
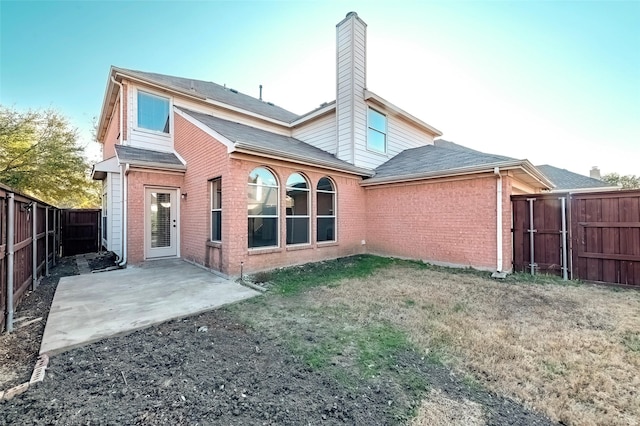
<box><xmin>364</xmin><ymin>90</ymin><xmax>443</xmax><ymax>137</ymax></box>
<box><xmin>233</xmin><ymin>142</ymin><xmax>374</xmax><ymax>177</ymax></box>
<box><xmin>290</xmin><ymin>102</ymin><xmax>336</xmax><ymax>126</ymax></box>
<box><xmin>111</xmin><ymin>67</ymin><xmax>292</xmax><ymax>128</ymax></box>
<box><xmin>363</xmin><ymin>160</ymin><xmax>554</xmax><ymax>188</ymax></box>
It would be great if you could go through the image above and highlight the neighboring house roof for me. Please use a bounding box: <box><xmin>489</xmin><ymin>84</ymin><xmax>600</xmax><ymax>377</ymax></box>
<box><xmin>114</xmin><ymin>145</ymin><xmax>186</xmax><ymax>171</ymax></box>
<box><xmin>177</xmin><ymin>107</ymin><xmax>373</xmax><ymax>177</ymax></box>
<box><xmin>114</xmin><ymin>67</ymin><xmax>299</xmax><ymax>123</ymax></box>
<box><xmin>535</xmin><ymin>165</ymin><xmax>619</xmax><ymax>192</ymax></box>
<box><xmin>365</xmin><ymin>139</ymin><xmax>552</xmax><ymax>188</ymax></box>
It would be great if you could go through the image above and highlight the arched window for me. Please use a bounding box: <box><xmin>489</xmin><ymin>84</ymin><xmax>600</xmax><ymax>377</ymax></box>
<box><xmin>248</xmin><ymin>167</ymin><xmax>279</xmax><ymax>248</ymax></box>
<box><xmin>286</xmin><ymin>173</ymin><xmax>310</xmax><ymax>245</ymax></box>
<box><xmin>316</xmin><ymin>177</ymin><xmax>336</xmax><ymax>242</ymax></box>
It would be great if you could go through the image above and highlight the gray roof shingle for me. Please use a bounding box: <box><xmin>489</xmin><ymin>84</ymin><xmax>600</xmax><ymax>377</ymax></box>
<box><xmin>178</xmin><ymin>107</ymin><xmax>371</xmax><ymax>176</ymax></box>
<box><xmin>115</xmin><ymin>145</ymin><xmax>185</xmax><ymax>168</ymax></box>
<box><xmin>115</xmin><ymin>67</ymin><xmax>299</xmax><ymax>123</ymax></box>
<box><xmin>535</xmin><ymin>165</ymin><xmax>612</xmax><ymax>190</ymax></box>
<box><xmin>374</xmin><ymin>139</ymin><xmax>515</xmax><ymax>179</ymax></box>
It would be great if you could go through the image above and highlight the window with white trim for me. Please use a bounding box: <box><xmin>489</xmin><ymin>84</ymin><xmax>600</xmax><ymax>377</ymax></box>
<box><xmin>137</xmin><ymin>91</ymin><xmax>170</xmax><ymax>133</ymax></box>
<box><xmin>248</xmin><ymin>167</ymin><xmax>279</xmax><ymax>248</ymax></box>
<box><xmin>210</xmin><ymin>178</ymin><xmax>222</xmax><ymax>242</ymax></box>
<box><xmin>286</xmin><ymin>173</ymin><xmax>310</xmax><ymax>245</ymax></box>
<box><xmin>316</xmin><ymin>177</ymin><xmax>336</xmax><ymax>242</ymax></box>
<box><xmin>367</xmin><ymin>107</ymin><xmax>387</xmax><ymax>153</ymax></box>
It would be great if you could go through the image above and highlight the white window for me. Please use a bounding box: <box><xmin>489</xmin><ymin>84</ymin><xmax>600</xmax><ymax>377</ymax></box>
<box><xmin>286</xmin><ymin>173</ymin><xmax>310</xmax><ymax>245</ymax></box>
<box><xmin>248</xmin><ymin>167</ymin><xmax>279</xmax><ymax>248</ymax></box>
<box><xmin>316</xmin><ymin>177</ymin><xmax>336</xmax><ymax>242</ymax></box>
<box><xmin>367</xmin><ymin>107</ymin><xmax>387</xmax><ymax>153</ymax></box>
<box><xmin>210</xmin><ymin>178</ymin><xmax>222</xmax><ymax>242</ymax></box>
<box><xmin>137</xmin><ymin>91</ymin><xmax>170</xmax><ymax>133</ymax></box>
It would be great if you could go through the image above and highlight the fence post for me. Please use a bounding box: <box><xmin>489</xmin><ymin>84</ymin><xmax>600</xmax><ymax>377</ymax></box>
<box><xmin>527</xmin><ymin>198</ymin><xmax>537</xmax><ymax>275</ymax></box>
<box><xmin>52</xmin><ymin>209</ymin><xmax>57</xmax><ymax>266</ymax></box>
<box><xmin>32</xmin><ymin>202</ymin><xmax>38</xmax><ymax>289</ymax></box>
<box><xmin>45</xmin><ymin>207</ymin><xmax>49</xmax><ymax>277</ymax></box>
<box><xmin>6</xmin><ymin>193</ymin><xmax>15</xmax><ymax>333</ymax></box>
<box><xmin>560</xmin><ymin>197</ymin><xmax>568</xmax><ymax>281</ymax></box>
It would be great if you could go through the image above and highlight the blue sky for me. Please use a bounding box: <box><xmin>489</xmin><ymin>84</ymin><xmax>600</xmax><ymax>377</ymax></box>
<box><xmin>1</xmin><ymin>0</ymin><xmax>639</xmax><ymax>176</ymax></box>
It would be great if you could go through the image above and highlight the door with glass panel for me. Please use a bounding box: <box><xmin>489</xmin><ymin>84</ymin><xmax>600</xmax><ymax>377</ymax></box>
<box><xmin>145</xmin><ymin>188</ymin><xmax>178</xmax><ymax>258</ymax></box>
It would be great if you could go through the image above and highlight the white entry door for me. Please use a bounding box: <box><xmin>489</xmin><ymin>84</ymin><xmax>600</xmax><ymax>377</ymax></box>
<box><xmin>145</xmin><ymin>188</ymin><xmax>178</xmax><ymax>258</ymax></box>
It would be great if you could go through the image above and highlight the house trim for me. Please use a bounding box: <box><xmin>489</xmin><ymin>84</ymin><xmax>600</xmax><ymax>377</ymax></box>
<box><xmin>174</xmin><ymin>107</ymin><xmax>235</xmax><ymax>153</ymax></box>
<box><xmin>364</xmin><ymin>90</ymin><xmax>442</xmax><ymax>137</ymax></box>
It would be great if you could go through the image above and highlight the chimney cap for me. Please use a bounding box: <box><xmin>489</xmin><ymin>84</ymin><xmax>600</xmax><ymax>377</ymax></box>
<box><xmin>346</xmin><ymin>11</ymin><xmax>358</xmax><ymax>18</ymax></box>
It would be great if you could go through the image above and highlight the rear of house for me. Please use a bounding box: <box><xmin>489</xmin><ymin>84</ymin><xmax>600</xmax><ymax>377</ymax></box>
<box><xmin>93</xmin><ymin>12</ymin><xmax>554</xmax><ymax>277</ymax></box>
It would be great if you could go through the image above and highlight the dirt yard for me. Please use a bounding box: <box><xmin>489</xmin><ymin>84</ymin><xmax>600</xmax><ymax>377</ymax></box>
<box><xmin>2</xmin><ymin>255</ymin><xmax>636</xmax><ymax>425</ymax></box>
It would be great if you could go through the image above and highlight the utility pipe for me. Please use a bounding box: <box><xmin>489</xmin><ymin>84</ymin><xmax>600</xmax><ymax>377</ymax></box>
<box><xmin>32</xmin><ymin>202</ymin><xmax>37</xmax><ymax>289</ymax></box>
<box><xmin>494</xmin><ymin>167</ymin><xmax>503</xmax><ymax>272</ymax></box>
<box><xmin>110</xmin><ymin>76</ymin><xmax>124</xmax><ymax>145</ymax></box>
<box><xmin>118</xmin><ymin>164</ymin><xmax>130</xmax><ymax>267</ymax></box>
<box><xmin>45</xmin><ymin>206</ymin><xmax>49</xmax><ymax>277</ymax></box>
<box><xmin>6</xmin><ymin>193</ymin><xmax>15</xmax><ymax>332</ymax></box>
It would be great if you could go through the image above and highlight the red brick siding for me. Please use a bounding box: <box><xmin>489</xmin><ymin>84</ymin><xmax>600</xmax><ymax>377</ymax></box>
<box><xmin>102</xmin><ymin>97</ymin><xmax>120</xmax><ymax>160</ymax></box>
<box><xmin>365</xmin><ymin>174</ymin><xmax>513</xmax><ymax>271</ymax></box>
<box><xmin>126</xmin><ymin>171</ymin><xmax>184</xmax><ymax>264</ymax></box>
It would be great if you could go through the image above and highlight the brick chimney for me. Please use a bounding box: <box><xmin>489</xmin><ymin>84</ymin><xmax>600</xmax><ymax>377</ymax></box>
<box><xmin>335</xmin><ymin>12</ymin><xmax>367</xmax><ymax>165</ymax></box>
<box><xmin>590</xmin><ymin>166</ymin><xmax>601</xmax><ymax>180</ymax></box>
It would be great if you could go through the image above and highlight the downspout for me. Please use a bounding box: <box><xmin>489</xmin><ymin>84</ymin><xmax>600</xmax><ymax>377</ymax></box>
<box><xmin>117</xmin><ymin>163</ymin><xmax>130</xmax><ymax>267</ymax></box>
<box><xmin>6</xmin><ymin>193</ymin><xmax>15</xmax><ymax>332</ymax></box>
<box><xmin>110</xmin><ymin>76</ymin><xmax>124</xmax><ymax>145</ymax></box>
<box><xmin>494</xmin><ymin>167</ymin><xmax>503</xmax><ymax>272</ymax></box>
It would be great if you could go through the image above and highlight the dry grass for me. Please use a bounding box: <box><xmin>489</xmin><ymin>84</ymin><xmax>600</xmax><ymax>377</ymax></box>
<box><xmin>410</xmin><ymin>388</ymin><xmax>486</xmax><ymax>426</ymax></box>
<box><xmin>309</xmin><ymin>266</ymin><xmax>640</xmax><ymax>426</ymax></box>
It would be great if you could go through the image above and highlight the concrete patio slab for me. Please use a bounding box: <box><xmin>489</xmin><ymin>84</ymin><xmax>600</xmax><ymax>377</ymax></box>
<box><xmin>40</xmin><ymin>259</ymin><xmax>259</xmax><ymax>355</ymax></box>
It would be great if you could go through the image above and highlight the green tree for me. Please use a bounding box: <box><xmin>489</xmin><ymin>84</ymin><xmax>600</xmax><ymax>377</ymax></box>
<box><xmin>602</xmin><ymin>173</ymin><xmax>640</xmax><ymax>190</ymax></box>
<box><xmin>0</xmin><ymin>105</ymin><xmax>100</xmax><ymax>207</ymax></box>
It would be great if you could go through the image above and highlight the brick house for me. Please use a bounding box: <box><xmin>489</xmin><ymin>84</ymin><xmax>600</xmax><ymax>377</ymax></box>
<box><xmin>92</xmin><ymin>12</ymin><xmax>557</xmax><ymax>277</ymax></box>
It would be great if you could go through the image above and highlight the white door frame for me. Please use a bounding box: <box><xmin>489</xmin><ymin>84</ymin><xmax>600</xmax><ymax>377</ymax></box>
<box><xmin>144</xmin><ymin>187</ymin><xmax>180</xmax><ymax>259</ymax></box>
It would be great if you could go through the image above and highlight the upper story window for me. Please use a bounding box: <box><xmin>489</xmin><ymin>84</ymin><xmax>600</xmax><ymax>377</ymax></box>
<box><xmin>367</xmin><ymin>107</ymin><xmax>387</xmax><ymax>153</ymax></box>
<box><xmin>138</xmin><ymin>91</ymin><xmax>170</xmax><ymax>133</ymax></box>
<box><xmin>286</xmin><ymin>173</ymin><xmax>310</xmax><ymax>245</ymax></box>
<box><xmin>248</xmin><ymin>167</ymin><xmax>279</xmax><ymax>248</ymax></box>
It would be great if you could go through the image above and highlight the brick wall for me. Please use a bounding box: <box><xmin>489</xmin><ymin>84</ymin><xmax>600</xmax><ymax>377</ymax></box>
<box><xmin>174</xmin><ymin>113</ymin><xmax>367</xmax><ymax>276</ymax></box>
<box><xmin>126</xmin><ymin>171</ymin><xmax>184</xmax><ymax>264</ymax></box>
<box><xmin>364</xmin><ymin>174</ymin><xmax>513</xmax><ymax>271</ymax></box>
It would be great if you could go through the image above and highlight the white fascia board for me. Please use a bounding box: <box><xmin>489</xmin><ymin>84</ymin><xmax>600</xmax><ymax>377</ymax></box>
<box><xmin>290</xmin><ymin>102</ymin><xmax>336</xmax><ymax>127</ymax></box>
<box><xmin>97</xmin><ymin>67</ymin><xmax>120</xmax><ymax>142</ymax></box>
<box><xmin>233</xmin><ymin>143</ymin><xmax>374</xmax><ymax>177</ymax></box>
<box><xmin>549</xmin><ymin>186</ymin><xmax>621</xmax><ymax>193</ymax></box>
<box><xmin>364</xmin><ymin>90</ymin><xmax>443</xmax><ymax>137</ymax></box>
<box><xmin>362</xmin><ymin>160</ymin><xmax>553</xmax><ymax>188</ymax></box>
<box><xmin>174</xmin><ymin>107</ymin><xmax>235</xmax><ymax>153</ymax></box>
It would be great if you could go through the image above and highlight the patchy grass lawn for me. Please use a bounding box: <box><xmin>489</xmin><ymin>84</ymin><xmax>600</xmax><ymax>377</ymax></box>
<box><xmin>240</xmin><ymin>255</ymin><xmax>640</xmax><ymax>425</ymax></box>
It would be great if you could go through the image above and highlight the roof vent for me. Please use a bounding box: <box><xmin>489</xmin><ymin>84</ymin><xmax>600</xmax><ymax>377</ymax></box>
<box><xmin>267</xmin><ymin>102</ymin><xmax>274</xmax><ymax>106</ymax></box>
<box><xmin>230</xmin><ymin>88</ymin><xmax>238</xmax><ymax>94</ymax></box>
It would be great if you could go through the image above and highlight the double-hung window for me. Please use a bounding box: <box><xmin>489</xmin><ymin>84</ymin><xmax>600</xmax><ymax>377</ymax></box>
<box><xmin>286</xmin><ymin>173</ymin><xmax>310</xmax><ymax>245</ymax></box>
<box><xmin>367</xmin><ymin>107</ymin><xmax>387</xmax><ymax>153</ymax></box>
<box><xmin>138</xmin><ymin>91</ymin><xmax>170</xmax><ymax>133</ymax></box>
<box><xmin>248</xmin><ymin>167</ymin><xmax>279</xmax><ymax>248</ymax></box>
<box><xmin>210</xmin><ymin>178</ymin><xmax>222</xmax><ymax>242</ymax></box>
<box><xmin>316</xmin><ymin>177</ymin><xmax>336</xmax><ymax>242</ymax></box>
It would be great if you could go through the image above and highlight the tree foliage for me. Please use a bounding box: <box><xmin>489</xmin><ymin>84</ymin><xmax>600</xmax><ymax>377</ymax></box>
<box><xmin>602</xmin><ymin>173</ymin><xmax>640</xmax><ymax>190</ymax></box>
<box><xmin>0</xmin><ymin>105</ymin><xmax>100</xmax><ymax>207</ymax></box>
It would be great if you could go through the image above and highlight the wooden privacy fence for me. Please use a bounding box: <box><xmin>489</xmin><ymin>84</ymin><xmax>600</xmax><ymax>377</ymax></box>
<box><xmin>0</xmin><ymin>184</ymin><xmax>61</xmax><ymax>333</ymax></box>
<box><xmin>61</xmin><ymin>209</ymin><xmax>101</xmax><ymax>256</ymax></box>
<box><xmin>513</xmin><ymin>190</ymin><xmax>640</xmax><ymax>287</ymax></box>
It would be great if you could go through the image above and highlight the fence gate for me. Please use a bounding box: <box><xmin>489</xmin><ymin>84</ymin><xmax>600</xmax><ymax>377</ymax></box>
<box><xmin>61</xmin><ymin>209</ymin><xmax>101</xmax><ymax>256</ymax></box>
<box><xmin>512</xmin><ymin>194</ymin><xmax>569</xmax><ymax>277</ymax></box>
<box><xmin>513</xmin><ymin>190</ymin><xmax>640</xmax><ymax>287</ymax></box>
<box><xmin>571</xmin><ymin>191</ymin><xmax>640</xmax><ymax>285</ymax></box>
